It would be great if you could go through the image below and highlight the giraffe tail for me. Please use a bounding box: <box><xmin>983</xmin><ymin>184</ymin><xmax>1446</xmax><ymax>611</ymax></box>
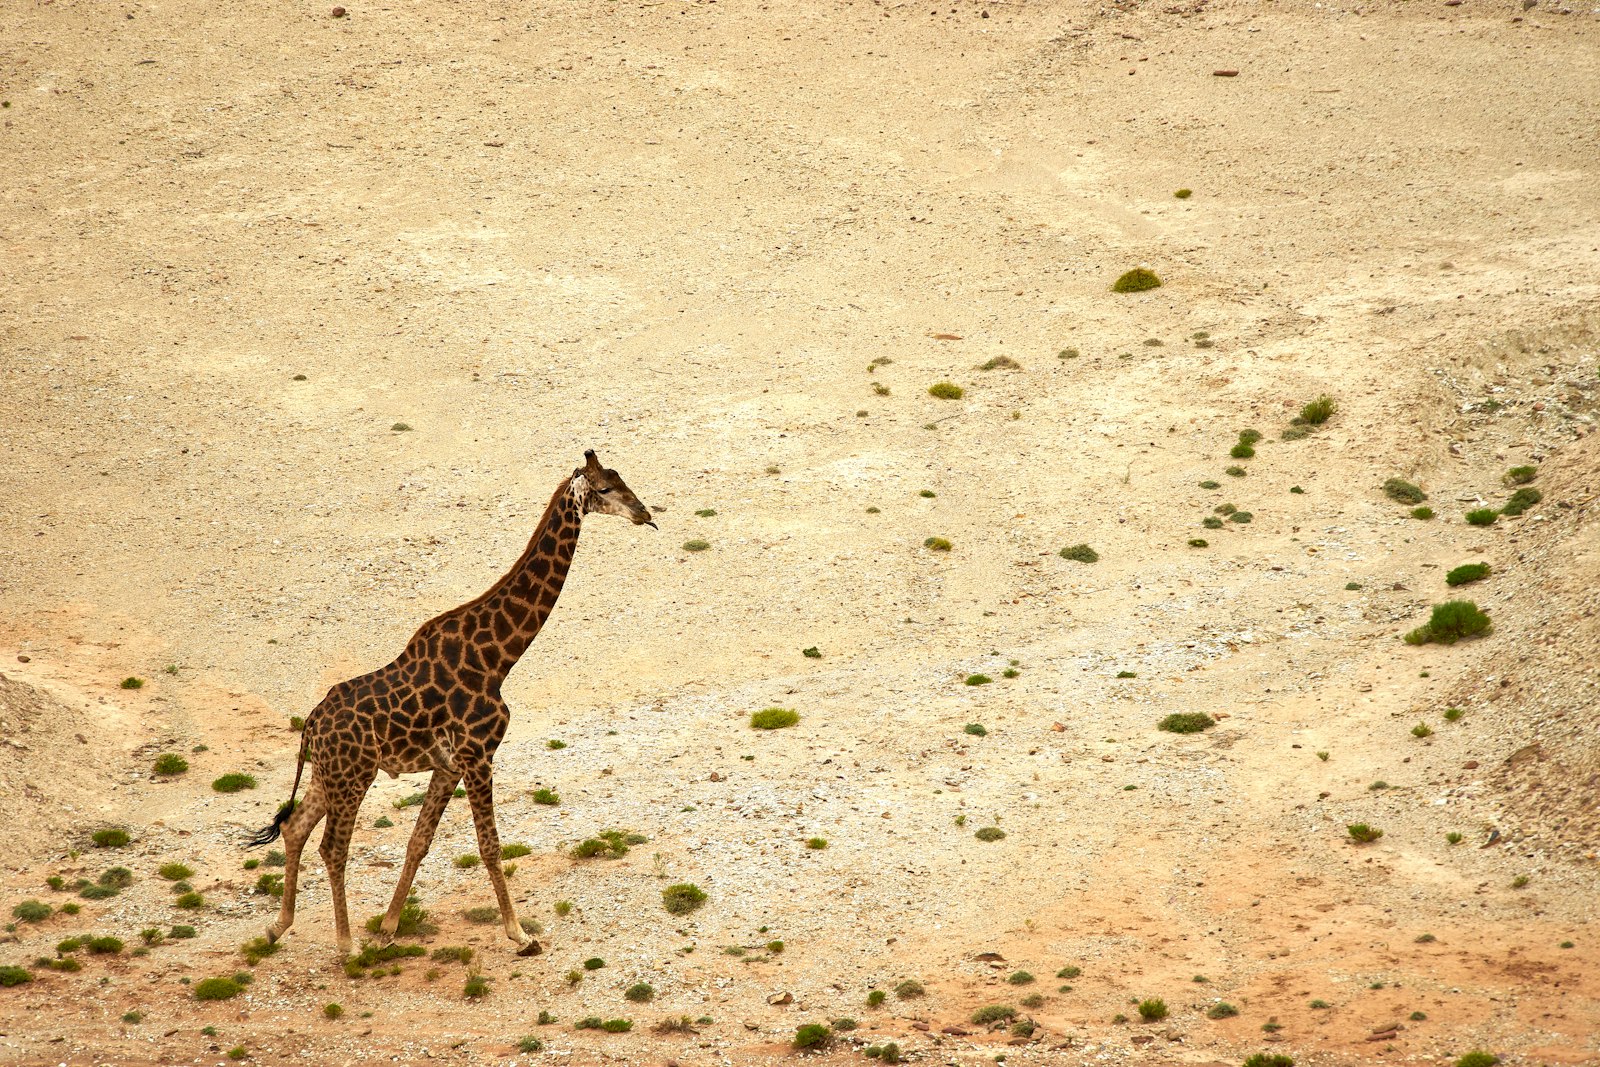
<box><xmin>245</xmin><ymin>741</ymin><xmax>307</xmax><ymax>849</ymax></box>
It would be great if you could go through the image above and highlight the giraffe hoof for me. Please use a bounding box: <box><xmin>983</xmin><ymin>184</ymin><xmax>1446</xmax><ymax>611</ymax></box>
<box><xmin>516</xmin><ymin>939</ymin><xmax>544</xmax><ymax>958</ymax></box>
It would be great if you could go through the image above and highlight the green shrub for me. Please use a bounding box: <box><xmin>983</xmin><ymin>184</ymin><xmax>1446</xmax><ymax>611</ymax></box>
<box><xmin>1465</xmin><ymin>508</ymin><xmax>1498</xmax><ymax>526</ymax></box>
<box><xmin>454</xmin><ymin>854</ymin><xmax>481</xmax><ymax>869</ymax></box>
<box><xmin>11</xmin><ymin>900</ymin><xmax>51</xmax><ymax>923</ymax></box>
<box><xmin>545</xmin><ymin>740</ymin><xmax>566</xmax><ymax>750</ymax></box>
<box><xmin>662</xmin><ymin>883</ymin><xmax>707</xmax><ymax>915</ymax></box>
<box><xmin>1443</xmin><ymin>707</ymin><xmax>1464</xmax><ymax>722</ymax></box>
<box><xmin>1135</xmin><ymin>997</ymin><xmax>1168</xmax><ymax>1022</ymax></box>
<box><xmin>169</xmin><ymin>924</ymin><xmax>196</xmax><ymax>939</ymax></box>
<box><xmin>501</xmin><ymin>843</ymin><xmax>532</xmax><ymax>858</ymax></box>
<box><xmin>1446</xmin><ymin>563</ymin><xmax>1490</xmax><ymax>586</ymax></box>
<box><xmin>1007</xmin><ymin>970</ymin><xmax>1035</xmax><ymax>985</ymax></box>
<box><xmin>1203</xmin><ymin>516</ymin><xmax>1224</xmax><ymax>529</ymax></box>
<box><xmin>1383</xmin><ymin>478</ymin><xmax>1427</xmax><ymax>504</ymax></box>
<box><xmin>1410</xmin><ymin>506</ymin><xmax>1435</xmax><ymax>520</ymax></box>
<box><xmin>894</xmin><ymin>979</ymin><xmax>925</xmax><ymax>999</ymax></box>
<box><xmin>363</xmin><ymin>896</ymin><xmax>435</xmax><ymax>938</ymax></box>
<box><xmin>867</xmin><ymin>989</ymin><xmax>886</xmax><ymax>1007</ymax></box>
<box><xmin>1281</xmin><ymin>425</ymin><xmax>1311</xmax><ymax>440</ymax></box>
<box><xmin>1404</xmin><ymin>600</ymin><xmax>1492</xmax><ymax>645</ymax></box>
<box><xmin>793</xmin><ymin>1023</ymin><xmax>831</xmax><ymax>1049</ymax></box>
<box><xmin>1299</xmin><ymin>395</ymin><xmax>1336</xmax><ymax>425</ymax></box>
<box><xmin>175</xmin><ymin>891</ymin><xmax>204</xmax><ymax>909</ymax></box>
<box><xmin>517</xmin><ymin>1035</ymin><xmax>544</xmax><ymax>1052</ymax></box>
<box><xmin>158</xmin><ymin>863</ymin><xmax>194</xmax><ymax>881</ymax></box>
<box><xmin>927</xmin><ymin>382</ymin><xmax>964</xmax><ymax>400</ymax></box>
<box><xmin>1454</xmin><ymin>1054</ymin><xmax>1498</xmax><ymax>1067</ymax></box>
<box><xmin>923</xmin><ymin>536</ymin><xmax>952</xmax><ymax>551</ymax></box>
<box><xmin>1242</xmin><ymin>1056</ymin><xmax>1295</xmax><ymax>1067</ymax></box>
<box><xmin>153</xmin><ymin>754</ymin><xmax>189</xmax><ymax>776</ymax></box>
<box><xmin>1199</xmin><ymin>480</ymin><xmax>1220</xmax><ymax>489</ymax></box>
<box><xmin>695</xmin><ymin>508</ymin><xmax>717</xmax><ymax>517</ymax></box>
<box><xmin>751</xmin><ymin>708</ymin><xmax>799</xmax><ymax>729</ymax></box>
<box><xmin>1501</xmin><ymin>486</ymin><xmax>1541</xmax><ymax>516</ymax></box>
<box><xmin>682</xmin><ymin>539</ymin><xmax>710</xmax><ymax>552</ymax></box>
<box><xmin>554</xmin><ymin>900</ymin><xmax>572</xmax><ymax>917</ymax></box>
<box><xmin>0</xmin><ymin>966</ymin><xmax>32</xmax><ymax>987</ymax></box>
<box><xmin>92</xmin><ymin>828</ymin><xmax>130</xmax><ymax>848</ymax></box>
<box><xmin>211</xmin><ymin>773</ymin><xmax>257</xmax><ymax>793</ymax></box>
<box><xmin>1229</xmin><ymin>511</ymin><xmax>1253</xmax><ymax>524</ymax></box>
<box><xmin>964</xmin><ymin>674</ymin><xmax>992</xmax><ymax>686</ymax></box>
<box><xmin>1347</xmin><ymin>823</ymin><xmax>1383</xmax><ymax>843</ymax></box>
<box><xmin>806</xmin><ymin>837</ymin><xmax>828</xmax><ymax>850</ymax></box>
<box><xmin>1411</xmin><ymin>722</ymin><xmax>1433</xmax><ymax>739</ymax></box>
<box><xmin>1207</xmin><ymin>1001</ymin><xmax>1238</xmax><ymax>1019</ymax></box>
<box><xmin>1226</xmin><ymin>466</ymin><xmax>1246</xmax><ymax>477</ymax></box>
<box><xmin>974</xmin><ymin>827</ymin><xmax>1006</xmax><ymax>842</ymax></box>
<box><xmin>625</xmin><ymin>982</ymin><xmax>655</xmax><ymax>1003</ymax></box>
<box><xmin>1175</xmin><ymin>189</ymin><xmax>1192</xmax><ymax>199</ymax></box>
<box><xmin>1159</xmin><ymin>713</ymin><xmax>1213</xmax><ymax>734</ymax></box>
<box><xmin>1504</xmin><ymin>465</ymin><xmax>1537</xmax><ymax>485</ymax></box>
<box><xmin>120</xmin><ymin>677</ymin><xmax>145</xmax><ymax>690</ymax></box>
<box><xmin>970</xmin><ymin>1005</ymin><xmax>1016</xmax><ymax>1024</ymax></box>
<box><xmin>464</xmin><ymin>975</ymin><xmax>490</xmax><ymax>998</ymax></box>
<box><xmin>194</xmin><ymin>977</ymin><xmax>243</xmax><ymax>1001</ymax></box>
<box><xmin>463</xmin><ymin>906</ymin><xmax>499</xmax><ymax>924</ymax></box>
<box><xmin>963</xmin><ymin>722</ymin><xmax>988</xmax><ymax>736</ymax></box>
<box><xmin>1059</xmin><ymin>543</ymin><xmax>1099</xmax><ymax>563</ymax></box>
<box><xmin>1111</xmin><ymin>268</ymin><xmax>1162</xmax><ymax>293</ymax></box>
<box><xmin>600</xmin><ymin>1019</ymin><xmax>632</xmax><ymax>1033</ymax></box>
<box><xmin>1230</xmin><ymin>442</ymin><xmax>1255</xmax><ymax>459</ymax></box>
<box><xmin>801</xmin><ymin>646</ymin><xmax>821</xmax><ymax>658</ymax></box>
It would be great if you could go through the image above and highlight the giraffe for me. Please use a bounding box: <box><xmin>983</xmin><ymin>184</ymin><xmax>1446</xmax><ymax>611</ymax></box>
<box><xmin>247</xmin><ymin>450</ymin><xmax>655</xmax><ymax>958</ymax></box>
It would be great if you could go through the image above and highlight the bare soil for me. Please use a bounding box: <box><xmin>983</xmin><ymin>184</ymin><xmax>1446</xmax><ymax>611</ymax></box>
<box><xmin>2</xmin><ymin>2</ymin><xmax>1598</xmax><ymax>1065</ymax></box>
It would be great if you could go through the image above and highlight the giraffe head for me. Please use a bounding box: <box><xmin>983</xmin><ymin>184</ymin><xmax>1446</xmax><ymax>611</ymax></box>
<box><xmin>574</xmin><ymin>450</ymin><xmax>656</xmax><ymax>528</ymax></box>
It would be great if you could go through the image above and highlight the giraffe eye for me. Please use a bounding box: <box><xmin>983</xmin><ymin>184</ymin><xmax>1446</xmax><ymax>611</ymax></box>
<box><xmin>598</xmin><ymin>487</ymin><xmax>612</xmax><ymax>494</ymax></box>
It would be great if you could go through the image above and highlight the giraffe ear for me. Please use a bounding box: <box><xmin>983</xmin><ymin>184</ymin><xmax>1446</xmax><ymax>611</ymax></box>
<box><xmin>584</xmin><ymin>450</ymin><xmax>602</xmax><ymax>474</ymax></box>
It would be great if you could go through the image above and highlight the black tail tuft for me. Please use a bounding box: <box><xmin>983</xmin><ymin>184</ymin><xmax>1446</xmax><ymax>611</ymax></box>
<box><xmin>244</xmin><ymin>800</ymin><xmax>296</xmax><ymax>849</ymax></box>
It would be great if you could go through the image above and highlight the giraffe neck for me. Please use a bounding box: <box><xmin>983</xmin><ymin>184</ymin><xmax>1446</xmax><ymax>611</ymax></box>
<box><xmin>424</xmin><ymin>475</ymin><xmax>586</xmax><ymax>686</ymax></box>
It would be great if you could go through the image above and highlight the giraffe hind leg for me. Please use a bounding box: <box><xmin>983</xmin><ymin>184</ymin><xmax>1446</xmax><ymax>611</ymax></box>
<box><xmin>265</xmin><ymin>778</ymin><xmax>328</xmax><ymax>945</ymax></box>
<box><xmin>319</xmin><ymin>786</ymin><xmax>368</xmax><ymax>959</ymax></box>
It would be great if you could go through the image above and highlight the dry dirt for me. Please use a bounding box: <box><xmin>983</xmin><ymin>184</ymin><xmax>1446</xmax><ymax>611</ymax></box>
<box><xmin>2</xmin><ymin>1</ymin><xmax>1598</xmax><ymax>1065</ymax></box>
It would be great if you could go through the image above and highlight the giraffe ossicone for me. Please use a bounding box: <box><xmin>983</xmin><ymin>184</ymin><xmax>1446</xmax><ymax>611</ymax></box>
<box><xmin>248</xmin><ymin>449</ymin><xmax>654</xmax><ymax>958</ymax></box>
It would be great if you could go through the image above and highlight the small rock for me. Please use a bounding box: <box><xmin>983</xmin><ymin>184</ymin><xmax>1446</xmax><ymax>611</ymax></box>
<box><xmin>331</xmin><ymin>5</ymin><xmax>347</xmax><ymax>16</ymax></box>
<box><xmin>16</xmin><ymin>654</ymin><xmax>29</xmax><ymax>663</ymax></box>
<box><xmin>1131</xmin><ymin>1035</ymin><xmax>1154</xmax><ymax>1045</ymax></box>
<box><xmin>1213</xmin><ymin>69</ymin><xmax>1240</xmax><ymax>77</ymax></box>
<box><xmin>911</xmin><ymin>1021</ymin><xmax>931</xmax><ymax>1032</ymax></box>
<box><xmin>1463</xmin><ymin>760</ymin><xmax>1479</xmax><ymax>770</ymax></box>
<box><xmin>941</xmin><ymin>1027</ymin><xmax>970</xmax><ymax>1036</ymax></box>
<box><xmin>709</xmin><ymin>772</ymin><xmax>724</xmax><ymax>782</ymax></box>
<box><xmin>1051</xmin><ymin>722</ymin><xmax>1066</xmax><ymax>732</ymax></box>
<box><xmin>766</xmin><ymin>991</ymin><xmax>793</xmax><ymax>1006</ymax></box>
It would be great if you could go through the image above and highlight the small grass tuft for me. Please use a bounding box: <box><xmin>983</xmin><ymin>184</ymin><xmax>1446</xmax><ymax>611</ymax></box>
<box><xmin>1465</xmin><ymin>508</ymin><xmax>1499</xmax><ymax>526</ymax></box>
<box><xmin>1137</xmin><ymin>998</ymin><xmax>1168</xmax><ymax>1021</ymax></box>
<box><xmin>1404</xmin><ymin>600</ymin><xmax>1492</xmax><ymax>645</ymax></box>
<box><xmin>974</xmin><ymin>827</ymin><xmax>1006</xmax><ymax>842</ymax></box>
<box><xmin>153</xmin><ymin>753</ymin><xmax>189</xmax><ymax>776</ymax></box>
<box><xmin>970</xmin><ymin>1004</ymin><xmax>1016</xmax><ymax>1025</ymax></box>
<box><xmin>806</xmin><ymin>837</ymin><xmax>828</xmax><ymax>850</ymax></box>
<box><xmin>1299</xmin><ymin>394</ymin><xmax>1337</xmax><ymax>425</ymax></box>
<box><xmin>1007</xmin><ymin>970</ymin><xmax>1035</xmax><ymax>985</ymax></box>
<box><xmin>1158</xmin><ymin>712</ymin><xmax>1214</xmax><ymax>734</ymax></box>
<box><xmin>927</xmin><ymin>382</ymin><xmax>964</xmax><ymax>400</ymax></box>
<box><xmin>1383</xmin><ymin>478</ymin><xmax>1427</xmax><ymax>504</ymax></box>
<box><xmin>12</xmin><ymin>900</ymin><xmax>51</xmax><ymax>923</ymax></box>
<box><xmin>682</xmin><ymin>539</ymin><xmax>710</xmax><ymax>552</ymax></box>
<box><xmin>1504</xmin><ymin>465</ymin><xmax>1538</xmax><ymax>485</ymax></box>
<box><xmin>793</xmin><ymin>1023</ymin><xmax>831</xmax><ymax>1050</ymax></box>
<box><xmin>1446</xmin><ymin>562</ymin><xmax>1491</xmax><ymax>586</ymax></box>
<box><xmin>194</xmin><ymin>977</ymin><xmax>243</xmax><ymax>1001</ymax></box>
<box><xmin>924</xmin><ymin>536</ymin><xmax>952</xmax><ymax>551</ymax></box>
<box><xmin>750</xmin><ymin>708</ymin><xmax>799</xmax><ymax>730</ymax></box>
<box><xmin>1347</xmin><ymin>823</ymin><xmax>1384</xmax><ymax>844</ymax></box>
<box><xmin>1207</xmin><ymin>1001</ymin><xmax>1238</xmax><ymax>1019</ymax></box>
<box><xmin>1226</xmin><ymin>466</ymin><xmax>1246</xmax><ymax>477</ymax></box>
<box><xmin>531</xmin><ymin>788</ymin><xmax>560</xmax><ymax>806</ymax></box>
<box><xmin>1175</xmin><ymin>188</ymin><xmax>1193</xmax><ymax>199</ymax></box>
<box><xmin>894</xmin><ymin>979</ymin><xmax>926</xmax><ymax>999</ymax></box>
<box><xmin>1454</xmin><ymin>1055</ymin><xmax>1499</xmax><ymax>1067</ymax></box>
<box><xmin>92</xmin><ymin>828</ymin><xmax>130</xmax><ymax>848</ymax></box>
<box><xmin>211</xmin><ymin>773</ymin><xmax>257</xmax><ymax>794</ymax></box>
<box><xmin>1412</xmin><ymin>722</ymin><xmax>1433</xmax><ymax>739</ymax></box>
<box><xmin>323</xmin><ymin>1002</ymin><xmax>344</xmax><ymax>1020</ymax></box>
<box><xmin>454</xmin><ymin>854</ymin><xmax>480</xmax><ymax>869</ymax></box>
<box><xmin>661</xmin><ymin>883</ymin><xmax>707</xmax><ymax>915</ymax></box>
<box><xmin>963</xmin><ymin>722</ymin><xmax>988</xmax><ymax>736</ymax></box>
<box><xmin>964</xmin><ymin>674</ymin><xmax>992</xmax><ymax>687</ymax></box>
<box><xmin>1059</xmin><ymin>543</ymin><xmax>1099</xmax><ymax>563</ymax></box>
<box><xmin>1501</xmin><ymin>486</ymin><xmax>1541</xmax><ymax>516</ymax></box>
<box><xmin>1111</xmin><ymin>268</ymin><xmax>1162</xmax><ymax>293</ymax></box>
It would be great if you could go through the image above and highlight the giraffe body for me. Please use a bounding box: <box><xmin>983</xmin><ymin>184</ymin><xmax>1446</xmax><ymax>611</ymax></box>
<box><xmin>252</xmin><ymin>451</ymin><xmax>653</xmax><ymax>958</ymax></box>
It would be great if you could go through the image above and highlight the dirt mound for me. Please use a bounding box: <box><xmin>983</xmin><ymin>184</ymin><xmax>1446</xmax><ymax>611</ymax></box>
<box><xmin>0</xmin><ymin>671</ymin><xmax>129</xmax><ymax>857</ymax></box>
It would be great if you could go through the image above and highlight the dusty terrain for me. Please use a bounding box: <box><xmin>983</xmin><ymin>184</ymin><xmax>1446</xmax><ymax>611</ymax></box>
<box><xmin>2</xmin><ymin>1</ymin><xmax>1598</xmax><ymax>1064</ymax></box>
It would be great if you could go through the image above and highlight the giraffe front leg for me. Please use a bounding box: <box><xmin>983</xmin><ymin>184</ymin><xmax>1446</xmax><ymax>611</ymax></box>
<box><xmin>266</xmin><ymin>780</ymin><xmax>328</xmax><ymax>945</ymax></box>
<box><xmin>376</xmin><ymin>768</ymin><xmax>458</xmax><ymax>944</ymax></box>
<box><xmin>460</xmin><ymin>757</ymin><xmax>537</xmax><ymax>955</ymax></box>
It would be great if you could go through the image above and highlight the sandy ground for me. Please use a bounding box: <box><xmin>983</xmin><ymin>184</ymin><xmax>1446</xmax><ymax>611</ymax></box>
<box><xmin>2</xmin><ymin>1</ymin><xmax>1599</xmax><ymax>1064</ymax></box>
